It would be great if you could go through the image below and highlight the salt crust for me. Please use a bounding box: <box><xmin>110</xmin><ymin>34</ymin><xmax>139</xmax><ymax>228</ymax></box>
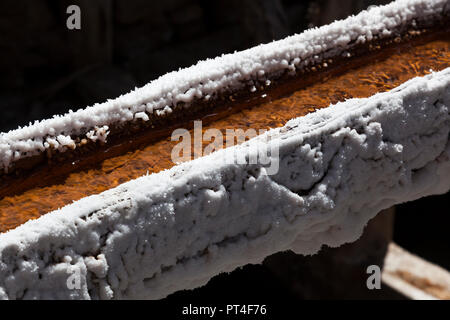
<box><xmin>0</xmin><ymin>0</ymin><xmax>448</xmax><ymax>172</ymax></box>
<box><xmin>0</xmin><ymin>67</ymin><xmax>448</xmax><ymax>299</ymax></box>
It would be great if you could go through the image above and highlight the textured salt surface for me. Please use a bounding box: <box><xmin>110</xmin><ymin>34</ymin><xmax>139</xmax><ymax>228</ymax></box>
<box><xmin>0</xmin><ymin>0</ymin><xmax>448</xmax><ymax>172</ymax></box>
<box><xmin>0</xmin><ymin>68</ymin><xmax>448</xmax><ymax>299</ymax></box>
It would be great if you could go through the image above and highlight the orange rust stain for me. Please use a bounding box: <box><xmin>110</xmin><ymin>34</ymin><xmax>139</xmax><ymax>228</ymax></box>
<box><xmin>0</xmin><ymin>38</ymin><xmax>449</xmax><ymax>233</ymax></box>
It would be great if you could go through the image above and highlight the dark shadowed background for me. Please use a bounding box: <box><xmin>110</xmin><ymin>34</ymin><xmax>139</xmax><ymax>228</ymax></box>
<box><xmin>0</xmin><ymin>0</ymin><xmax>448</xmax><ymax>300</ymax></box>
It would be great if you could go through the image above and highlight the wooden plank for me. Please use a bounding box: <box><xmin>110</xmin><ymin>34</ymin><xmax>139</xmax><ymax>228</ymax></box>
<box><xmin>382</xmin><ymin>243</ymin><xmax>450</xmax><ymax>300</ymax></box>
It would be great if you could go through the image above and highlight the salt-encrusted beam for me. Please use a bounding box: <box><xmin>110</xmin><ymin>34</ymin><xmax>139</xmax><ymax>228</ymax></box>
<box><xmin>0</xmin><ymin>0</ymin><xmax>448</xmax><ymax>173</ymax></box>
<box><xmin>0</xmin><ymin>68</ymin><xmax>448</xmax><ymax>299</ymax></box>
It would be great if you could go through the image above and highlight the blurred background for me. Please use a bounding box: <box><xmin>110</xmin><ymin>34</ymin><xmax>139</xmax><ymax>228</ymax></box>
<box><xmin>0</xmin><ymin>0</ymin><xmax>448</xmax><ymax>299</ymax></box>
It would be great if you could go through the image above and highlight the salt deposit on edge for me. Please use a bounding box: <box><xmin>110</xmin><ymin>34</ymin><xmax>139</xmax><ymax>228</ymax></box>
<box><xmin>0</xmin><ymin>0</ymin><xmax>448</xmax><ymax>172</ymax></box>
<box><xmin>0</xmin><ymin>67</ymin><xmax>449</xmax><ymax>299</ymax></box>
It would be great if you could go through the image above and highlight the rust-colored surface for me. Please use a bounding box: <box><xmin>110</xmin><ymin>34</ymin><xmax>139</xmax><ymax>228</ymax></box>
<box><xmin>394</xmin><ymin>270</ymin><xmax>450</xmax><ymax>300</ymax></box>
<box><xmin>0</xmin><ymin>35</ymin><xmax>449</xmax><ymax>233</ymax></box>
